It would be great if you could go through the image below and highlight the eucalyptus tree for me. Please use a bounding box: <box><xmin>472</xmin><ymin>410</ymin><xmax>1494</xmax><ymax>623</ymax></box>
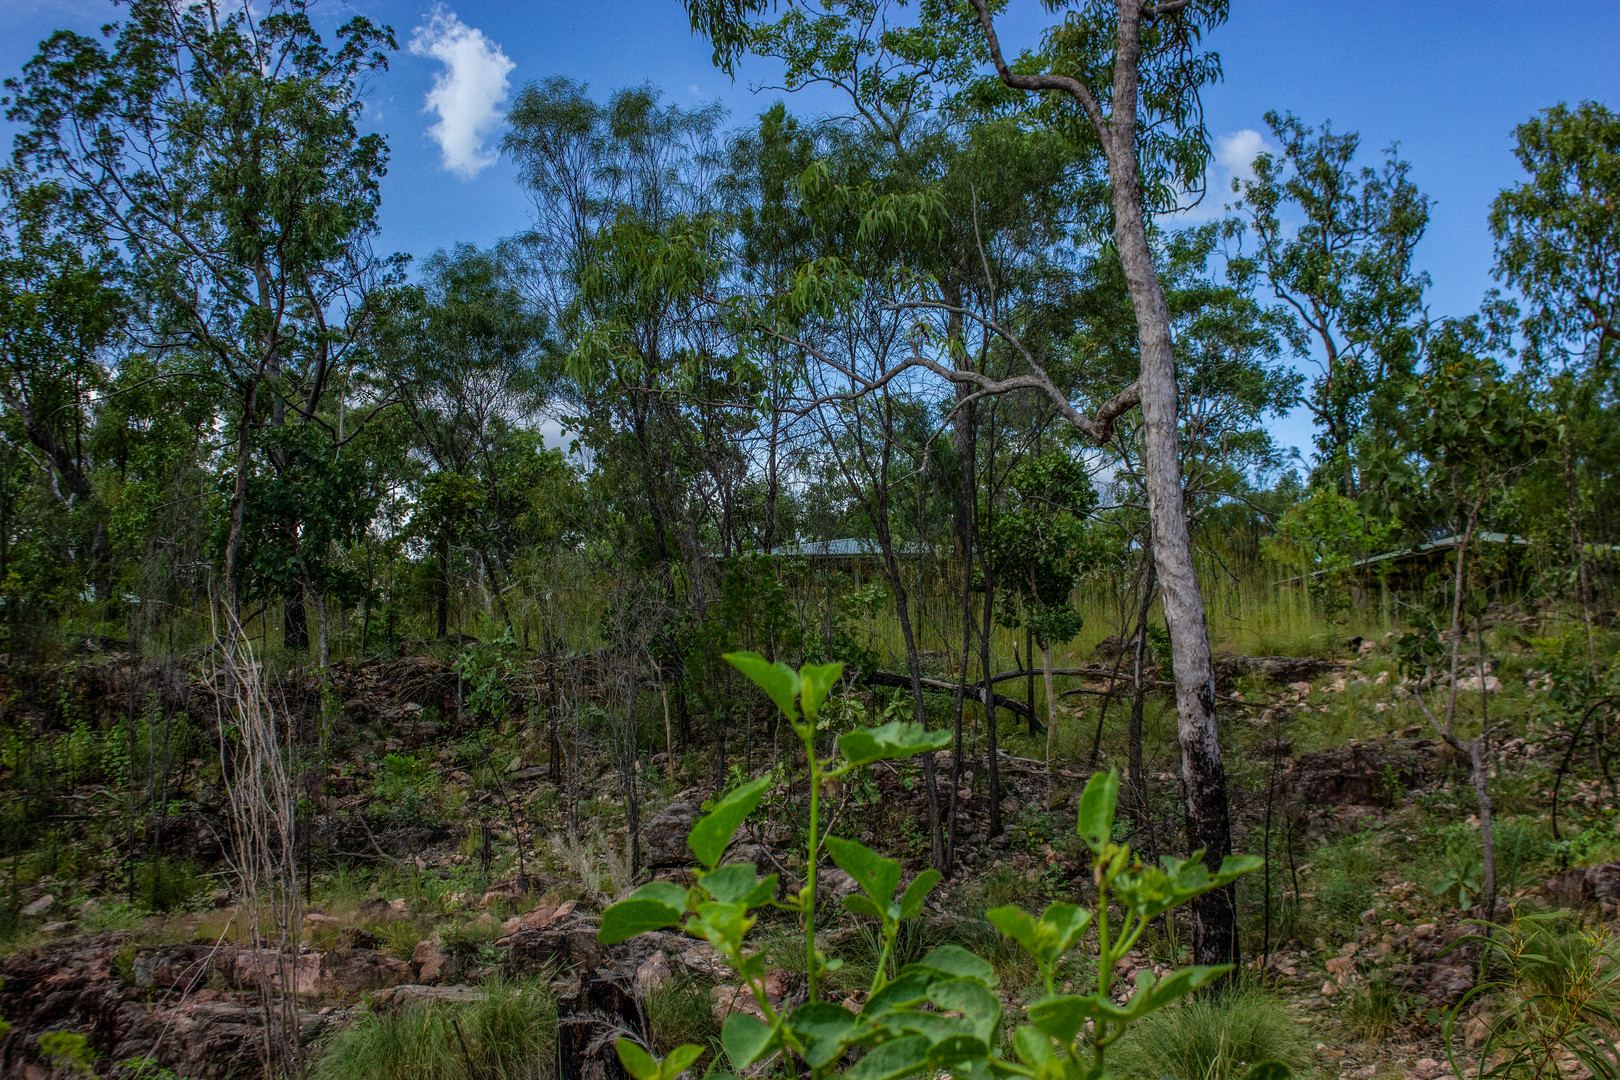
<box><xmin>384</xmin><ymin>243</ymin><xmax>551</xmax><ymax>630</ymax></box>
<box><xmin>504</xmin><ymin>79</ymin><xmax>746</xmax><ymax>744</ymax></box>
<box><xmin>1370</xmin><ymin>319</ymin><xmax>1549</xmax><ymax>931</ymax></box>
<box><xmin>7</xmin><ymin>0</ymin><xmax>399</xmax><ymax>624</ymax></box>
<box><xmin>1490</xmin><ymin>101</ymin><xmax>1620</xmax><ymax>660</ymax></box>
<box><xmin>1227</xmin><ymin>112</ymin><xmax>1431</xmax><ymax>494</ymax></box>
<box><xmin>688</xmin><ymin>0</ymin><xmax>1247</xmax><ymax>968</ymax></box>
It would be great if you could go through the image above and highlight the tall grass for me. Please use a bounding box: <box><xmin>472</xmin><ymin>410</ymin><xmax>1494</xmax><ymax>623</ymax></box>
<box><xmin>312</xmin><ymin>977</ymin><xmax>556</xmax><ymax>1080</ymax></box>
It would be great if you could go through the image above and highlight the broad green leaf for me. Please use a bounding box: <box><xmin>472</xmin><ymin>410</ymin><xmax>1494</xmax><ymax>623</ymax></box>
<box><xmin>985</xmin><ymin>905</ymin><xmax>1040</xmax><ymax>953</ymax></box>
<box><xmin>927</xmin><ymin>1034</ymin><xmax>991</xmax><ymax>1067</ymax></box>
<box><xmin>1014</xmin><ymin>1026</ymin><xmax>1055</xmax><ymax>1069</ymax></box>
<box><xmin>843</xmin><ymin>894</ymin><xmax>887</xmax><ymax>921</ymax></box>
<box><xmin>689</xmin><ymin>774</ymin><xmax>772</xmax><ymax>869</ymax></box>
<box><xmin>908</xmin><ymin>945</ymin><xmax>996</xmax><ymax>986</ymax></box>
<box><xmin>1214</xmin><ymin>854</ymin><xmax>1264</xmax><ymax>884</ymax></box>
<box><xmin>825</xmin><ymin>835</ymin><xmax>902</xmax><ymax>908</ymax></box>
<box><xmin>701</xmin><ymin>863</ymin><xmax>761</xmax><ymax>904</ymax></box>
<box><xmin>1239</xmin><ymin>1062</ymin><xmax>1293</xmax><ymax>1080</ymax></box>
<box><xmin>929</xmin><ymin>978</ymin><xmax>1001</xmax><ymax>1041</ymax></box>
<box><xmin>629</xmin><ymin>880</ymin><xmax>689</xmax><ymax>912</ymax></box>
<box><xmin>743</xmin><ymin>874</ymin><xmax>779</xmax><ymax>909</ymax></box>
<box><xmin>844</xmin><ymin>1035</ymin><xmax>931</xmax><ymax>1080</ymax></box>
<box><xmin>599</xmin><ymin>890</ymin><xmax>684</xmax><ymax>944</ymax></box>
<box><xmin>799</xmin><ymin>661</ymin><xmax>845</xmax><ymax>721</ymax></box>
<box><xmin>721</xmin><ymin>1012</ymin><xmax>777</xmax><ymax>1070</ymax></box>
<box><xmin>723</xmin><ymin>652</ymin><xmax>800</xmax><ymax>722</ymax></box>
<box><xmin>616</xmin><ymin>1039</ymin><xmax>660</xmax><ymax>1080</ymax></box>
<box><xmin>1038</xmin><ymin>902</ymin><xmax>1093</xmax><ymax>957</ymax></box>
<box><xmin>897</xmin><ymin>870</ymin><xmax>941</xmax><ymax>919</ymax></box>
<box><xmin>1025</xmin><ymin>994</ymin><xmax>1106</xmax><ymax>1043</ymax></box>
<box><xmin>789</xmin><ymin>1002</ymin><xmax>861</xmax><ymax>1068</ymax></box>
<box><xmin>1129</xmin><ymin>964</ymin><xmax>1230</xmax><ymax>1018</ymax></box>
<box><xmin>862</xmin><ymin>971</ymin><xmax>932</xmax><ymax>1017</ymax></box>
<box><xmin>1077</xmin><ymin>769</ymin><xmax>1119</xmax><ymax>852</ymax></box>
<box><xmin>662</xmin><ymin>1045</ymin><xmax>705</xmax><ymax>1079</ymax></box>
<box><xmin>838</xmin><ymin>720</ymin><xmax>951</xmax><ymax>766</ymax></box>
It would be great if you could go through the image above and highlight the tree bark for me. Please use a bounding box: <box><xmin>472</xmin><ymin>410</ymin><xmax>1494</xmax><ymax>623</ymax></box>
<box><xmin>1101</xmin><ymin>4</ymin><xmax>1235</xmax><ymax>970</ymax></box>
<box><xmin>971</xmin><ymin>0</ymin><xmax>1237</xmax><ymax>968</ymax></box>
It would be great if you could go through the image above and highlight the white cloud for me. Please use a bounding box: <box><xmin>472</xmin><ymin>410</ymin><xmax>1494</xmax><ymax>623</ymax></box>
<box><xmin>1163</xmin><ymin>128</ymin><xmax>1277</xmax><ymax>223</ymax></box>
<box><xmin>1213</xmin><ymin>129</ymin><xmax>1271</xmax><ymax>186</ymax></box>
<box><xmin>409</xmin><ymin>6</ymin><xmax>514</xmax><ymax>180</ymax></box>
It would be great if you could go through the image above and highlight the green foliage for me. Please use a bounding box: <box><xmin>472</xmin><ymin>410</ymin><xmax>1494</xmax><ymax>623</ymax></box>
<box><xmin>38</xmin><ymin>1030</ymin><xmax>96</xmax><ymax>1074</ymax></box>
<box><xmin>1444</xmin><ymin>915</ymin><xmax>1620</xmax><ymax>1080</ymax></box>
<box><xmin>455</xmin><ymin>627</ymin><xmax>520</xmax><ymax>721</ymax></box>
<box><xmin>1264</xmin><ymin>486</ymin><xmax>1402</xmax><ymax>606</ymax></box>
<box><xmin>372</xmin><ymin>754</ymin><xmax>443</xmax><ymax>823</ymax></box>
<box><xmin>1345</xmin><ymin>973</ymin><xmax>1411</xmax><ymax>1042</ymax></box>
<box><xmin>312</xmin><ymin>977</ymin><xmax>557</xmax><ymax>1080</ymax></box>
<box><xmin>137</xmin><ymin>858</ymin><xmax>206</xmax><ymax>914</ymax></box>
<box><xmin>1227</xmin><ymin>111</ymin><xmax>1430</xmax><ymax>484</ymax></box>
<box><xmin>599</xmin><ymin>655</ymin><xmax>1274</xmax><ymax>1080</ymax></box>
<box><xmin>1117</xmin><ymin>984</ymin><xmax>1311</xmax><ymax>1080</ymax></box>
<box><xmin>1490</xmin><ymin>101</ymin><xmax>1620</xmax><ymax>368</ymax></box>
<box><xmin>987</xmin><ymin>451</ymin><xmax>1102</xmax><ymax>649</ymax></box>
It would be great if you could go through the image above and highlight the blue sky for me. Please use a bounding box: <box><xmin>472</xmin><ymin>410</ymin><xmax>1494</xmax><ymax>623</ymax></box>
<box><xmin>4</xmin><ymin>0</ymin><xmax>1618</xmax><ymax>461</ymax></box>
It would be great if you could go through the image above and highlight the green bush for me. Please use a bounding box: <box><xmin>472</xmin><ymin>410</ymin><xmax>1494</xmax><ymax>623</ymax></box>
<box><xmin>138</xmin><ymin>857</ymin><xmax>206</xmax><ymax>912</ymax></box>
<box><xmin>312</xmin><ymin>977</ymin><xmax>556</xmax><ymax>1080</ymax></box>
<box><xmin>1118</xmin><ymin>984</ymin><xmax>1311</xmax><ymax>1080</ymax></box>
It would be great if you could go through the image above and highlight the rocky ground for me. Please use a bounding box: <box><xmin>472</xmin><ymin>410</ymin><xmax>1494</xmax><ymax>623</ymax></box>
<box><xmin>0</xmin><ymin>630</ymin><xmax>1616</xmax><ymax>1080</ymax></box>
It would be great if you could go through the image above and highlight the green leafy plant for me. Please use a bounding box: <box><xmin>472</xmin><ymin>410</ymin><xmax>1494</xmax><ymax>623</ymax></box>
<box><xmin>599</xmin><ymin>653</ymin><xmax>1283</xmax><ymax>1080</ymax></box>
<box><xmin>1444</xmin><ymin>914</ymin><xmax>1620</xmax><ymax>1080</ymax></box>
<box><xmin>1433</xmin><ymin>829</ymin><xmax>1485</xmax><ymax>910</ymax></box>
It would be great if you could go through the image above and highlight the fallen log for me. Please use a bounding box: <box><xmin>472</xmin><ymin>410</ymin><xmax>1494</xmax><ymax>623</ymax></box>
<box><xmin>857</xmin><ymin>670</ymin><xmax>1043</xmax><ymax>734</ymax></box>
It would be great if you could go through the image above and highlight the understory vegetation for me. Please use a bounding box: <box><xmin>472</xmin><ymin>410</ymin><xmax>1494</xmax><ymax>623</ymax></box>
<box><xmin>0</xmin><ymin>0</ymin><xmax>1616</xmax><ymax>1079</ymax></box>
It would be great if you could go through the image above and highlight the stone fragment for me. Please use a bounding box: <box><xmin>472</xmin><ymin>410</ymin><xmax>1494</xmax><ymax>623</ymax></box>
<box><xmin>636</xmin><ymin>950</ymin><xmax>673</xmax><ymax>997</ymax></box>
<box><xmin>642</xmin><ymin>802</ymin><xmax>703</xmax><ymax>867</ymax></box>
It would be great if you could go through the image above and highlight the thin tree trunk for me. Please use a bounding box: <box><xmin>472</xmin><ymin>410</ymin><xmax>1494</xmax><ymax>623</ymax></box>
<box><xmin>1042</xmin><ymin>640</ymin><xmax>1058</xmax><ymax>799</ymax></box>
<box><xmin>1475</xmin><ymin>622</ymin><xmax>1498</xmax><ymax>926</ymax></box>
<box><xmin>1128</xmin><ymin>559</ymin><xmax>1157</xmax><ymax>828</ymax></box>
<box><xmin>1562</xmin><ymin>445</ymin><xmax>1598</xmax><ymax>679</ymax></box>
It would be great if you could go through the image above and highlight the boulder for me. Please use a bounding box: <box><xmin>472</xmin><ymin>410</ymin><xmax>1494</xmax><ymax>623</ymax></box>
<box><xmin>412</xmin><ymin>937</ymin><xmax>460</xmax><ymax>985</ymax></box>
<box><xmin>1287</xmin><ymin>739</ymin><xmax>1429</xmax><ymax>809</ymax></box>
<box><xmin>1541</xmin><ymin>861</ymin><xmax>1620</xmax><ymax>915</ymax></box>
<box><xmin>642</xmin><ymin>802</ymin><xmax>703</xmax><ymax>867</ymax></box>
<box><xmin>229</xmin><ymin>948</ymin><xmax>323</xmax><ymax>996</ymax></box>
<box><xmin>21</xmin><ymin>894</ymin><xmax>53</xmax><ymax>917</ymax></box>
<box><xmin>502</xmin><ymin>898</ymin><xmax>578</xmax><ymax>935</ymax></box>
<box><xmin>635</xmin><ymin>950</ymin><xmax>673</xmax><ymax>997</ymax></box>
<box><xmin>372</xmin><ymin>984</ymin><xmax>487</xmax><ymax>1007</ymax></box>
<box><xmin>318</xmin><ymin>948</ymin><xmax>410</xmax><ymax>997</ymax></box>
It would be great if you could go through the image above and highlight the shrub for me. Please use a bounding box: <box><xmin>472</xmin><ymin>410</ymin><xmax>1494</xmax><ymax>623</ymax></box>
<box><xmin>596</xmin><ymin>653</ymin><xmax>1279</xmax><ymax>1080</ymax></box>
<box><xmin>138</xmin><ymin>857</ymin><xmax>206</xmax><ymax>912</ymax></box>
<box><xmin>1118</xmin><ymin>984</ymin><xmax>1311</xmax><ymax>1080</ymax></box>
<box><xmin>312</xmin><ymin>977</ymin><xmax>555</xmax><ymax>1080</ymax></box>
<box><xmin>1446</xmin><ymin>914</ymin><xmax>1620</xmax><ymax>1080</ymax></box>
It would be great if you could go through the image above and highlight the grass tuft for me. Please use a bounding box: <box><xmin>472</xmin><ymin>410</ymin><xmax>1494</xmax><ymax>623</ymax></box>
<box><xmin>312</xmin><ymin>976</ymin><xmax>556</xmax><ymax>1080</ymax></box>
<box><xmin>1116</xmin><ymin>984</ymin><xmax>1311</xmax><ymax>1080</ymax></box>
